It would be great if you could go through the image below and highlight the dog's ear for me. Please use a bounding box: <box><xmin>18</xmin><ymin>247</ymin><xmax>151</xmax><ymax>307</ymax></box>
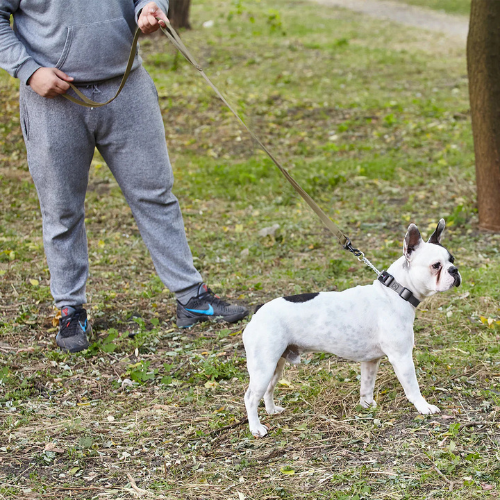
<box><xmin>428</xmin><ymin>218</ymin><xmax>445</xmax><ymax>245</ymax></box>
<box><xmin>403</xmin><ymin>223</ymin><xmax>423</xmax><ymax>262</ymax></box>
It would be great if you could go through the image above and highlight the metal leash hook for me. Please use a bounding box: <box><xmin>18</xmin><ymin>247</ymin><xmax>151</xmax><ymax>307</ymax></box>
<box><xmin>344</xmin><ymin>239</ymin><xmax>382</xmax><ymax>277</ymax></box>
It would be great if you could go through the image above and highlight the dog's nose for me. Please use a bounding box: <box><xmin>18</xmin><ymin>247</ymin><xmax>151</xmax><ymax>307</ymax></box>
<box><xmin>448</xmin><ymin>266</ymin><xmax>461</xmax><ymax>287</ymax></box>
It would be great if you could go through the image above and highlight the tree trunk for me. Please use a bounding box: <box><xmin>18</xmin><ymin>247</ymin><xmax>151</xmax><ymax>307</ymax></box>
<box><xmin>168</xmin><ymin>0</ymin><xmax>192</xmax><ymax>30</ymax></box>
<box><xmin>467</xmin><ymin>0</ymin><xmax>500</xmax><ymax>232</ymax></box>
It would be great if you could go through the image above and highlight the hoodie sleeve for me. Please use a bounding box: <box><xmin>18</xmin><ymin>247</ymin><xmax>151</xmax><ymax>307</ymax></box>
<box><xmin>134</xmin><ymin>0</ymin><xmax>170</xmax><ymax>23</ymax></box>
<box><xmin>0</xmin><ymin>0</ymin><xmax>41</xmax><ymax>83</ymax></box>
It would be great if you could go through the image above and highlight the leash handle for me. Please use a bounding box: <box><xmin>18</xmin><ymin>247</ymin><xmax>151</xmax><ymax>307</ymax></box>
<box><xmin>61</xmin><ymin>28</ymin><xmax>141</xmax><ymax>108</ymax></box>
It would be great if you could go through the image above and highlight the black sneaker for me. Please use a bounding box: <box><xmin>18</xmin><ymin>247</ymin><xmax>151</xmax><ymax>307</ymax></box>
<box><xmin>176</xmin><ymin>286</ymin><xmax>249</xmax><ymax>328</ymax></box>
<box><xmin>56</xmin><ymin>308</ymin><xmax>91</xmax><ymax>353</ymax></box>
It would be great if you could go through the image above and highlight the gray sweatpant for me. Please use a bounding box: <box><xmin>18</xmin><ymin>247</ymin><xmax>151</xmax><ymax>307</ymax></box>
<box><xmin>19</xmin><ymin>66</ymin><xmax>202</xmax><ymax>308</ymax></box>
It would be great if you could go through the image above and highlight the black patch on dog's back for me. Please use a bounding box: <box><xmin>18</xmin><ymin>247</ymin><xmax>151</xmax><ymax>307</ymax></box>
<box><xmin>254</xmin><ymin>304</ymin><xmax>264</xmax><ymax>314</ymax></box>
<box><xmin>283</xmin><ymin>292</ymin><xmax>319</xmax><ymax>303</ymax></box>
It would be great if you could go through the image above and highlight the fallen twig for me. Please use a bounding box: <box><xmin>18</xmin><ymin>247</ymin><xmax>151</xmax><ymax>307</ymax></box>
<box><xmin>126</xmin><ymin>473</ymin><xmax>151</xmax><ymax>497</ymax></box>
<box><xmin>433</xmin><ymin>465</ymin><xmax>454</xmax><ymax>491</ymax></box>
<box><xmin>53</xmin><ymin>486</ymin><xmax>106</xmax><ymax>491</ymax></box>
<box><xmin>424</xmin><ymin>455</ymin><xmax>454</xmax><ymax>491</ymax></box>
<box><xmin>210</xmin><ymin>417</ymin><xmax>248</xmax><ymax>436</ymax></box>
<box><xmin>462</xmin><ymin>421</ymin><xmax>497</xmax><ymax>428</ymax></box>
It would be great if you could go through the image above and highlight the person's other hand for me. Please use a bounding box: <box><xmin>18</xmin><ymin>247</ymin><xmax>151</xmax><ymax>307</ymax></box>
<box><xmin>28</xmin><ymin>67</ymin><xmax>74</xmax><ymax>98</ymax></box>
<box><xmin>138</xmin><ymin>2</ymin><xmax>169</xmax><ymax>34</ymax></box>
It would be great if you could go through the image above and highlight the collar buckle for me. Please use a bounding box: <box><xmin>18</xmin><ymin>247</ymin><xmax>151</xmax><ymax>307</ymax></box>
<box><xmin>378</xmin><ymin>270</ymin><xmax>394</xmax><ymax>287</ymax></box>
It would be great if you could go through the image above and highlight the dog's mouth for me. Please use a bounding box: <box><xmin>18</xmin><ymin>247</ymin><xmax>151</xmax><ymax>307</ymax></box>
<box><xmin>453</xmin><ymin>274</ymin><xmax>462</xmax><ymax>288</ymax></box>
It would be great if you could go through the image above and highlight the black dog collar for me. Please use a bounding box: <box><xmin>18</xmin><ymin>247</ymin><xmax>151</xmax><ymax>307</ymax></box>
<box><xmin>378</xmin><ymin>271</ymin><xmax>421</xmax><ymax>308</ymax></box>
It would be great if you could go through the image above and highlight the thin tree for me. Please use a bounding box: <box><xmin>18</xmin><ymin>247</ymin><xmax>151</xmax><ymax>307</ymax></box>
<box><xmin>168</xmin><ymin>0</ymin><xmax>192</xmax><ymax>29</ymax></box>
<box><xmin>467</xmin><ymin>0</ymin><xmax>500</xmax><ymax>232</ymax></box>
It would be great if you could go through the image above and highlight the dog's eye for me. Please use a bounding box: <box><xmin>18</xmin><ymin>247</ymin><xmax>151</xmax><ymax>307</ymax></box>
<box><xmin>432</xmin><ymin>262</ymin><xmax>441</xmax><ymax>270</ymax></box>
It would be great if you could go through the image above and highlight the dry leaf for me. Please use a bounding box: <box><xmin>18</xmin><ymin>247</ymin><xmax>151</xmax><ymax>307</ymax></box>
<box><xmin>44</xmin><ymin>443</ymin><xmax>64</xmax><ymax>453</ymax></box>
<box><xmin>278</xmin><ymin>378</ymin><xmax>294</xmax><ymax>388</ymax></box>
<box><xmin>152</xmin><ymin>404</ymin><xmax>171</xmax><ymax>410</ymax></box>
<box><xmin>52</xmin><ymin>310</ymin><xmax>61</xmax><ymax>328</ymax></box>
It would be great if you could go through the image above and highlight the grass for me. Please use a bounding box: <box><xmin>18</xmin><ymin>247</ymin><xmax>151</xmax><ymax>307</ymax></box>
<box><xmin>393</xmin><ymin>0</ymin><xmax>471</xmax><ymax>16</ymax></box>
<box><xmin>1</xmin><ymin>0</ymin><xmax>499</xmax><ymax>498</ymax></box>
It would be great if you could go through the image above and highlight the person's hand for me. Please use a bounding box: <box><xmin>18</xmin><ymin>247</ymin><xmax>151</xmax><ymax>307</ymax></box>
<box><xmin>138</xmin><ymin>2</ymin><xmax>169</xmax><ymax>34</ymax></box>
<box><xmin>28</xmin><ymin>67</ymin><xmax>74</xmax><ymax>98</ymax></box>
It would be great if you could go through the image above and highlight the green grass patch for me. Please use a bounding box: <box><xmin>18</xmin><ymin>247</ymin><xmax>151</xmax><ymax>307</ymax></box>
<box><xmin>393</xmin><ymin>0</ymin><xmax>470</xmax><ymax>15</ymax></box>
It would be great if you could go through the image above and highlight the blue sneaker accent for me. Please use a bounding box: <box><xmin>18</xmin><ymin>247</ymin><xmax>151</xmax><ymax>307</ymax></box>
<box><xmin>176</xmin><ymin>287</ymin><xmax>249</xmax><ymax>328</ymax></box>
<box><xmin>185</xmin><ymin>304</ymin><xmax>214</xmax><ymax>316</ymax></box>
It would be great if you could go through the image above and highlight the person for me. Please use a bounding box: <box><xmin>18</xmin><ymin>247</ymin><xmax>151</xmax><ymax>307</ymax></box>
<box><xmin>0</xmin><ymin>0</ymin><xmax>248</xmax><ymax>352</ymax></box>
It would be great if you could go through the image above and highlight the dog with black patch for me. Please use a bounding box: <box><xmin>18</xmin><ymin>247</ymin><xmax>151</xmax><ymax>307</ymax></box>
<box><xmin>242</xmin><ymin>220</ymin><xmax>461</xmax><ymax>437</ymax></box>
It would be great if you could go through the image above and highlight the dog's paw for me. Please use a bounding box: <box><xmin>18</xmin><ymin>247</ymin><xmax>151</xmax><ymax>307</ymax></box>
<box><xmin>415</xmin><ymin>401</ymin><xmax>440</xmax><ymax>415</ymax></box>
<box><xmin>266</xmin><ymin>405</ymin><xmax>285</xmax><ymax>415</ymax></box>
<box><xmin>359</xmin><ymin>398</ymin><xmax>377</xmax><ymax>409</ymax></box>
<box><xmin>251</xmin><ymin>423</ymin><xmax>270</xmax><ymax>438</ymax></box>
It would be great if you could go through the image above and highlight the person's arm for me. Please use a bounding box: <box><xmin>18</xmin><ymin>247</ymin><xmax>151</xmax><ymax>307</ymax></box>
<box><xmin>0</xmin><ymin>1</ymin><xmax>74</xmax><ymax>96</ymax></box>
<box><xmin>135</xmin><ymin>1</ymin><xmax>169</xmax><ymax>34</ymax></box>
<box><xmin>0</xmin><ymin>0</ymin><xmax>41</xmax><ymax>83</ymax></box>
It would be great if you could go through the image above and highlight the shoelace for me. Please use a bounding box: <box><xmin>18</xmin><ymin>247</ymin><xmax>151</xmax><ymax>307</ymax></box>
<box><xmin>62</xmin><ymin>310</ymin><xmax>84</xmax><ymax>330</ymax></box>
<box><xmin>198</xmin><ymin>288</ymin><xmax>231</xmax><ymax>307</ymax></box>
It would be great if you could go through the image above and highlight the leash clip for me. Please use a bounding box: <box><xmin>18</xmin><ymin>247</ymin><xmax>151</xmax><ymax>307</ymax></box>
<box><xmin>344</xmin><ymin>238</ymin><xmax>382</xmax><ymax>277</ymax></box>
<box><xmin>343</xmin><ymin>238</ymin><xmax>363</xmax><ymax>258</ymax></box>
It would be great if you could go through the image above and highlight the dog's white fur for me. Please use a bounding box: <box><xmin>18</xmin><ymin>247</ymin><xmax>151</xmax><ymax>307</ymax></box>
<box><xmin>243</xmin><ymin>220</ymin><xmax>461</xmax><ymax>437</ymax></box>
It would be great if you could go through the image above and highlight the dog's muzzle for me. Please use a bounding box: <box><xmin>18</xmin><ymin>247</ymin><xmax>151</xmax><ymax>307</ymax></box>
<box><xmin>448</xmin><ymin>266</ymin><xmax>461</xmax><ymax>287</ymax></box>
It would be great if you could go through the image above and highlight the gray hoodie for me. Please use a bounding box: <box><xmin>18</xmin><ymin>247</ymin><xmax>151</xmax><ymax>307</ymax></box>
<box><xmin>0</xmin><ymin>0</ymin><xmax>169</xmax><ymax>84</ymax></box>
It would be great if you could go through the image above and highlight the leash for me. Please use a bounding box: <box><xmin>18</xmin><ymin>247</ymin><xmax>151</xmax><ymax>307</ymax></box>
<box><xmin>61</xmin><ymin>23</ymin><xmax>354</xmax><ymax>250</ymax></box>
<box><xmin>62</xmin><ymin>29</ymin><xmax>141</xmax><ymax>108</ymax></box>
<box><xmin>61</xmin><ymin>22</ymin><xmax>421</xmax><ymax>308</ymax></box>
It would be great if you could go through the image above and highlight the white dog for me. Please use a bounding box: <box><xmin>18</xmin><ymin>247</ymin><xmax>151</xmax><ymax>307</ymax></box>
<box><xmin>243</xmin><ymin>220</ymin><xmax>461</xmax><ymax>437</ymax></box>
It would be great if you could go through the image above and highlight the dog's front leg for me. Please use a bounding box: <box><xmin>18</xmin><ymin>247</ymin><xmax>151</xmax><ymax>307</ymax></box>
<box><xmin>388</xmin><ymin>353</ymin><xmax>440</xmax><ymax>414</ymax></box>
<box><xmin>359</xmin><ymin>359</ymin><xmax>381</xmax><ymax>408</ymax></box>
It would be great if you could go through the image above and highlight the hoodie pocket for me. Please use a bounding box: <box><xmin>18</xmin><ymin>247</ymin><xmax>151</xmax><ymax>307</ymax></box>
<box><xmin>19</xmin><ymin>94</ymin><xmax>29</xmax><ymax>141</ymax></box>
<box><xmin>55</xmin><ymin>18</ymin><xmax>136</xmax><ymax>81</ymax></box>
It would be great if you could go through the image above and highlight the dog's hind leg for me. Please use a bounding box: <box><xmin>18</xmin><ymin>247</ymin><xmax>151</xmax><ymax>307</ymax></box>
<box><xmin>245</xmin><ymin>364</ymin><xmax>278</xmax><ymax>438</ymax></box>
<box><xmin>243</xmin><ymin>319</ymin><xmax>288</xmax><ymax>437</ymax></box>
<box><xmin>245</xmin><ymin>350</ymin><xmax>285</xmax><ymax>437</ymax></box>
<box><xmin>359</xmin><ymin>358</ymin><xmax>381</xmax><ymax>408</ymax></box>
<box><xmin>264</xmin><ymin>357</ymin><xmax>286</xmax><ymax>415</ymax></box>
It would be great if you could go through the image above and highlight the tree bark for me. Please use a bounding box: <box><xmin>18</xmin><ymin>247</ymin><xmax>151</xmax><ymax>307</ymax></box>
<box><xmin>467</xmin><ymin>0</ymin><xmax>500</xmax><ymax>232</ymax></box>
<box><xmin>168</xmin><ymin>0</ymin><xmax>192</xmax><ymax>30</ymax></box>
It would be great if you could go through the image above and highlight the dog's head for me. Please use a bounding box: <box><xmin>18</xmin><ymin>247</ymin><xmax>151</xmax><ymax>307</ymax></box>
<box><xmin>403</xmin><ymin>219</ymin><xmax>461</xmax><ymax>296</ymax></box>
